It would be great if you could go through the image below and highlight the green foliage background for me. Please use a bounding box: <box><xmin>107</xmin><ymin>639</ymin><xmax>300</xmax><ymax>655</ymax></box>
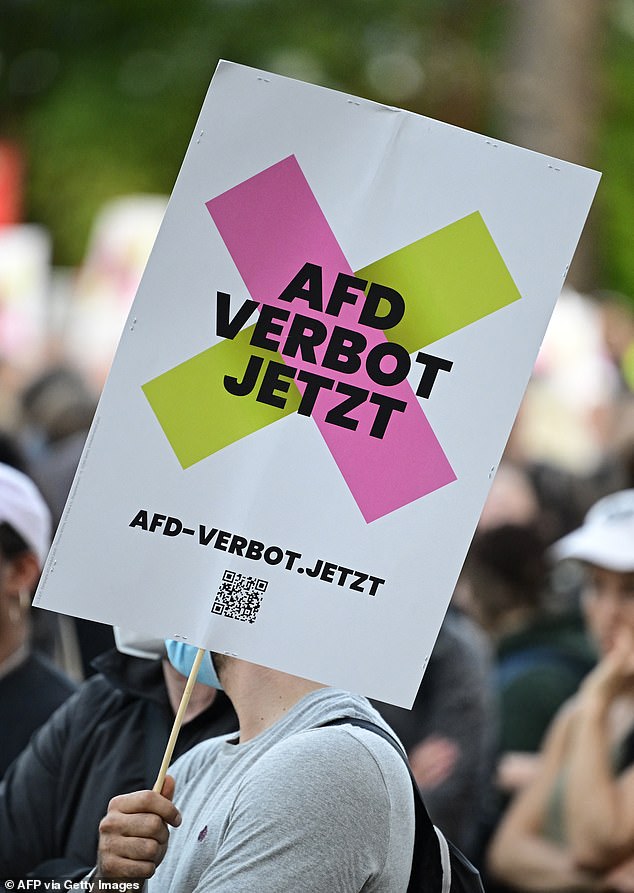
<box><xmin>0</xmin><ymin>0</ymin><xmax>632</xmax><ymax>302</ymax></box>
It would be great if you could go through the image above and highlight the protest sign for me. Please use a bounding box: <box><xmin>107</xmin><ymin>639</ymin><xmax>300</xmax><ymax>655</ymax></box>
<box><xmin>34</xmin><ymin>61</ymin><xmax>600</xmax><ymax>707</ymax></box>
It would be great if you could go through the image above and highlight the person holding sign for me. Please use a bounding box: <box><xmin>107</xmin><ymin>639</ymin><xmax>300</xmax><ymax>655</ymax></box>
<box><xmin>96</xmin><ymin>650</ymin><xmax>416</xmax><ymax>891</ymax></box>
<box><xmin>0</xmin><ymin>637</ymin><xmax>236</xmax><ymax>880</ymax></box>
<box><xmin>25</xmin><ymin>60</ymin><xmax>601</xmax><ymax>892</ymax></box>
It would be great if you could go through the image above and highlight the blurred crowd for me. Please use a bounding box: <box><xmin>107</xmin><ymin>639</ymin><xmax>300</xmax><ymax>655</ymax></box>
<box><xmin>0</xmin><ymin>200</ymin><xmax>634</xmax><ymax>888</ymax></box>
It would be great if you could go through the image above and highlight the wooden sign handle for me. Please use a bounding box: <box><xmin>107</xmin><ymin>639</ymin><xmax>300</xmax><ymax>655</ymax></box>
<box><xmin>153</xmin><ymin>646</ymin><xmax>206</xmax><ymax>793</ymax></box>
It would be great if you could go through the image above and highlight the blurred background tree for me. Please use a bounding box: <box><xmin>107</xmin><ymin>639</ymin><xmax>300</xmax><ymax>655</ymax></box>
<box><xmin>0</xmin><ymin>0</ymin><xmax>632</xmax><ymax>300</ymax></box>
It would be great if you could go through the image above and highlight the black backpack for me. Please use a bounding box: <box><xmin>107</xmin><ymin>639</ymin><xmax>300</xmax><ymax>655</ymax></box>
<box><xmin>325</xmin><ymin>717</ymin><xmax>485</xmax><ymax>893</ymax></box>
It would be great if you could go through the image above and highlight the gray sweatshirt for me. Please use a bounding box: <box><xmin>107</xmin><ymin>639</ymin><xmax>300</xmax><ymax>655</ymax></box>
<box><xmin>149</xmin><ymin>687</ymin><xmax>415</xmax><ymax>892</ymax></box>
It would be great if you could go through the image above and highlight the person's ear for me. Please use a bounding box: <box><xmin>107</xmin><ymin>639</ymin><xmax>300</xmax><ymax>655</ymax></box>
<box><xmin>3</xmin><ymin>551</ymin><xmax>40</xmax><ymax>597</ymax></box>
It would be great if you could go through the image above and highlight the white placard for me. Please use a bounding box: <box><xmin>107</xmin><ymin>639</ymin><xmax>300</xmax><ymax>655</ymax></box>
<box><xmin>34</xmin><ymin>61</ymin><xmax>600</xmax><ymax>707</ymax></box>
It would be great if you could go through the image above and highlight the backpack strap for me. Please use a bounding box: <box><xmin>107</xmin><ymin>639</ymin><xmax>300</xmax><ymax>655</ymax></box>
<box><xmin>323</xmin><ymin>716</ymin><xmax>444</xmax><ymax>892</ymax></box>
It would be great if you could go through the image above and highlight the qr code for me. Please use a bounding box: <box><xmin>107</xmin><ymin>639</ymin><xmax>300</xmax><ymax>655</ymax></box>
<box><xmin>212</xmin><ymin>570</ymin><xmax>267</xmax><ymax>623</ymax></box>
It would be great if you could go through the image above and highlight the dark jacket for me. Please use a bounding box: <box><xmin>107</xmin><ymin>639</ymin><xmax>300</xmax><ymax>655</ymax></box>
<box><xmin>0</xmin><ymin>651</ymin><xmax>76</xmax><ymax>778</ymax></box>
<box><xmin>373</xmin><ymin>609</ymin><xmax>497</xmax><ymax>858</ymax></box>
<box><xmin>496</xmin><ymin>610</ymin><xmax>596</xmax><ymax>754</ymax></box>
<box><xmin>0</xmin><ymin>649</ymin><xmax>237</xmax><ymax>880</ymax></box>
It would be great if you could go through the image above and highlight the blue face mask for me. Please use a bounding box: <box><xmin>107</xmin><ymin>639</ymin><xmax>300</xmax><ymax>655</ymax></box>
<box><xmin>165</xmin><ymin>640</ymin><xmax>223</xmax><ymax>690</ymax></box>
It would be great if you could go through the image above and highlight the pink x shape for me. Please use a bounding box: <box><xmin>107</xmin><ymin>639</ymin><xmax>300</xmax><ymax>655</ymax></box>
<box><xmin>207</xmin><ymin>156</ymin><xmax>456</xmax><ymax>522</ymax></box>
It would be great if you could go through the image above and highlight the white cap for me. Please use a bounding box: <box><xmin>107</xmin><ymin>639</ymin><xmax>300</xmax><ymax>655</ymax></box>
<box><xmin>552</xmin><ymin>489</ymin><xmax>634</xmax><ymax>573</ymax></box>
<box><xmin>0</xmin><ymin>463</ymin><xmax>51</xmax><ymax>568</ymax></box>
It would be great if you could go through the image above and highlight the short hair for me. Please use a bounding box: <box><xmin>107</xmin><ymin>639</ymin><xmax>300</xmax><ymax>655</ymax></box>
<box><xmin>0</xmin><ymin>521</ymin><xmax>30</xmax><ymax>560</ymax></box>
<box><xmin>466</xmin><ymin>523</ymin><xmax>547</xmax><ymax>617</ymax></box>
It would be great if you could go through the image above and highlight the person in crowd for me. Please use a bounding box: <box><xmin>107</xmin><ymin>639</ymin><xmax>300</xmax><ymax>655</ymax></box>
<box><xmin>96</xmin><ymin>650</ymin><xmax>415</xmax><ymax>891</ymax></box>
<box><xmin>457</xmin><ymin>461</ymin><xmax>600</xmax><ymax>774</ymax></box>
<box><xmin>465</xmin><ymin>522</ymin><xmax>595</xmax><ymax>765</ymax></box>
<box><xmin>0</xmin><ymin>635</ymin><xmax>237</xmax><ymax>880</ymax></box>
<box><xmin>20</xmin><ymin>365</ymin><xmax>97</xmax><ymax>530</ymax></box>
<box><xmin>487</xmin><ymin>489</ymin><xmax>634</xmax><ymax>892</ymax></box>
<box><xmin>20</xmin><ymin>365</ymin><xmax>113</xmax><ymax>678</ymax></box>
<box><xmin>0</xmin><ymin>433</ymin><xmax>62</xmax><ymax>667</ymax></box>
<box><xmin>0</xmin><ymin>462</ymin><xmax>76</xmax><ymax>776</ymax></box>
<box><xmin>464</xmin><ymin>522</ymin><xmax>597</xmax><ymax>889</ymax></box>
<box><xmin>374</xmin><ymin>607</ymin><xmax>496</xmax><ymax>859</ymax></box>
